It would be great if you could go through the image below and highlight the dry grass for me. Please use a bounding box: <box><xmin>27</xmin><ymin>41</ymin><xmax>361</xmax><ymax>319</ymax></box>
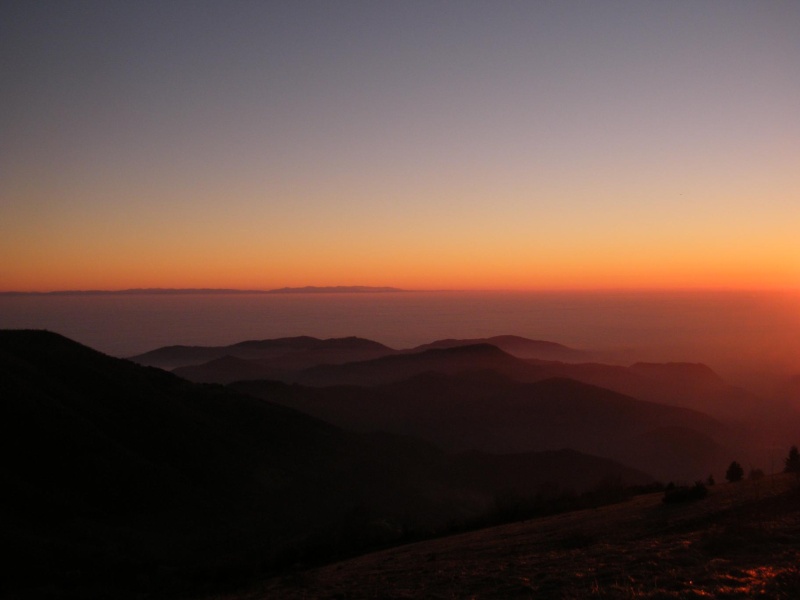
<box><xmin>206</xmin><ymin>475</ymin><xmax>800</xmax><ymax>599</ymax></box>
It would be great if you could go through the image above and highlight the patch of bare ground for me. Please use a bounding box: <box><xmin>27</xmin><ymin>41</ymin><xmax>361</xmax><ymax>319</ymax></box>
<box><xmin>208</xmin><ymin>474</ymin><xmax>800</xmax><ymax>599</ymax></box>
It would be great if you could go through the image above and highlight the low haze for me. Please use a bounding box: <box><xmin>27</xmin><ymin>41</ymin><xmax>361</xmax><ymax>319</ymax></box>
<box><xmin>2</xmin><ymin>1</ymin><xmax>798</xmax><ymax>291</ymax></box>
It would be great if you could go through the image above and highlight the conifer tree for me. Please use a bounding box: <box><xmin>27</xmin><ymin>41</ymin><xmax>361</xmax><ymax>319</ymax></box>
<box><xmin>784</xmin><ymin>446</ymin><xmax>800</xmax><ymax>476</ymax></box>
<box><xmin>725</xmin><ymin>460</ymin><xmax>744</xmax><ymax>483</ymax></box>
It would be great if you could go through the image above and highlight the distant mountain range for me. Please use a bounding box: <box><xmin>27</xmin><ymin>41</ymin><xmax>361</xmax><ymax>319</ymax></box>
<box><xmin>132</xmin><ymin>334</ymin><xmax>759</xmax><ymax>421</ymax></box>
<box><xmin>0</xmin><ymin>285</ymin><xmax>406</xmax><ymax>295</ymax></box>
<box><xmin>410</xmin><ymin>334</ymin><xmax>588</xmax><ymax>360</ymax></box>
<box><xmin>129</xmin><ymin>334</ymin><xmax>587</xmax><ymax>372</ymax></box>
<box><xmin>233</xmin><ymin>369</ymin><xmax>729</xmax><ymax>481</ymax></box>
<box><xmin>5</xmin><ymin>328</ymin><xmax>798</xmax><ymax>597</ymax></box>
<box><xmin>267</xmin><ymin>285</ymin><xmax>404</xmax><ymax>293</ymax></box>
<box><xmin>131</xmin><ymin>332</ymin><xmax>800</xmax><ymax>481</ymax></box>
<box><xmin>132</xmin><ymin>335</ymin><xmax>395</xmax><ymax>370</ymax></box>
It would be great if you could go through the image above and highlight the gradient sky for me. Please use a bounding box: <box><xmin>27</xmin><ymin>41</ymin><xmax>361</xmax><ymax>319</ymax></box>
<box><xmin>2</xmin><ymin>1</ymin><xmax>798</xmax><ymax>291</ymax></box>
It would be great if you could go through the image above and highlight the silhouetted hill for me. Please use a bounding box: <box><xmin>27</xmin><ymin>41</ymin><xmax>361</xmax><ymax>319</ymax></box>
<box><xmin>411</xmin><ymin>335</ymin><xmax>588</xmax><ymax>361</ymax></box>
<box><xmin>629</xmin><ymin>361</ymin><xmax>723</xmax><ymax>384</ymax></box>
<box><xmin>522</xmin><ymin>360</ymin><xmax>793</xmax><ymax>475</ymax></box>
<box><xmin>526</xmin><ymin>358</ymin><xmax>764</xmax><ymax>421</ymax></box>
<box><xmin>130</xmin><ymin>335</ymin><xmax>394</xmax><ymax>370</ymax></box>
<box><xmin>173</xmin><ymin>354</ymin><xmax>295</xmax><ymax>384</ymax></box>
<box><xmin>0</xmin><ymin>331</ymin><xmax>439</xmax><ymax>594</ymax></box>
<box><xmin>158</xmin><ymin>335</ymin><xmax>760</xmax><ymax>424</ymax></box>
<box><xmin>132</xmin><ymin>335</ymin><xmax>760</xmax><ymax>425</ymax></box>
<box><xmin>144</xmin><ymin>333</ymin><xmax>760</xmax><ymax>479</ymax></box>
<box><xmin>233</xmin><ymin>372</ymin><xmax>728</xmax><ymax>481</ymax></box>
<box><xmin>0</xmin><ymin>330</ymin><xmax>651</xmax><ymax>597</ymax></box>
<box><xmin>296</xmin><ymin>343</ymin><xmax>545</xmax><ymax>386</ymax></box>
<box><xmin>1</xmin><ymin>331</ymin><xmax>411</xmax><ymax>527</ymax></box>
<box><xmin>130</xmin><ymin>335</ymin><xmax>586</xmax><ymax>384</ymax></box>
<box><xmin>2</xmin><ymin>286</ymin><xmax>405</xmax><ymax>296</ymax></box>
<box><xmin>267</xmin><ymin>285</ymin><xmax>404</xmax><ymax>293</ymax></box>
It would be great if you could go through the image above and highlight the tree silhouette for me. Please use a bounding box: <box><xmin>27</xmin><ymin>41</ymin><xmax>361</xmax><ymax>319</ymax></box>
<box><xmin>662</xmin><ymin>481</ymin><xmax>708</xmax><ymax>504</ymax></box>
<box><xmin>784</xmin><ymin>446</ymin><xmax>800</xmax><ymax>477</ymax></box>
<box><xmin>725</xmin><ymin>461</ymin><xmax>744</xmax><ymax>483</ymax></box>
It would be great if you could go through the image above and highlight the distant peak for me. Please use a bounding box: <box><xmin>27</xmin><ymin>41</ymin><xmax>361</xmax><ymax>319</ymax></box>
<box><xmin>266</xmin><ymin>286</ymin><xmax>405</xmax><ymax>294</ymax></box>
<box><xmin>421</xmin><ymin>343</ymin><xmax>512</xmax><ymax>357</ymax></box>
<box><xmin>0</xmin><ymin>286</ymin><xmax>405</xmax><ymax>296</ymax></box>
<box><xmin>629</xmin><ymin>361</ymin><xmax>722</xmax><ymax>381</ymax></box>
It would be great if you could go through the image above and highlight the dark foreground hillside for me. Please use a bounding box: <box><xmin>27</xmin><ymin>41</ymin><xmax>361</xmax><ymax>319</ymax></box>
<box><xmin>0</xmin><ymin>330</ymin><xmax>649</xmax><ymax>598</ymax></box>
<box><xmin>224</xmin><ymin>474</ymin><xmax>800</xmax><ymax>600</ymax></box>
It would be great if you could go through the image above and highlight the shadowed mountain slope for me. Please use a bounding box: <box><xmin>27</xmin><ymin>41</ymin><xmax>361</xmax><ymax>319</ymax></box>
<box><xmin>296</xmin><ymin>343</ymin><xmax>545</xmax><ymax>387</ymax></box>
<box><xmin>233</xmin><ymin>372</ymin><xmax>729</xmax><ymax>482</ymax></box>
<box><xmin>0</xmin><ymin>330</ymin><xmax>651</xmax><ymax>597</ymax></box>
<box><xmin>0</xmin><ymin>331</ymin><xmax>438</xmax><ymax>594</ymax></box>
<box><xmin>159</xmin><ymin>336</ymin><xmax>761</xmax><ymax>424</ymax></box>
<box><xmin>0</xmin><ymin>332</ymin><xmax>429</xmax><ymax>541</ymax></box>
<box><xmin>528</xmin><ymin>358</ymin><xmax>763</xmax><ymax>421</ymax></box>
<box><xmin>131</xmin><ymin>335</ymin><xmax>585</xmax><ymax>384</ymax></box>
<box><xmin>158</xmin><ymin>342</ymin><xmax>542</xmax><ymax>386</ymax></box>
<box><xmin>129</xmin><ymin>335</ymin><xmax>395</xmax><ymax>370</ymax></box>
<box><xmin>172</xmin><ymin>354</ymin><xmax>296</xmax><ymax>384</ymax></box>
<box><xmin>129</xmin><ymin>333</ymin><xmax>759</xmax><ymax>481</ymax></box>
<box><xmin>410</xmin><ymin>335</ymin><xmax>588</xmax><ymax>361</ymax></box>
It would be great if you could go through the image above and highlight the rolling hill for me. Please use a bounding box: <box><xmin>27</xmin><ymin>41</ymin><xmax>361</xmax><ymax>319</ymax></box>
<box><xmin>129</xmin><ymin>335</ymin><xmax>395</xmax><ymax>370</ymax></box>
<box><xmin>295</xmin><ymin>343</ymin><xmax>544</xmax><ymax>387</ymax></box>
<box><xmin>233</xmin><ymin>372</ymin><xmax>728</xmax><ymax>482</ymax></box>
<box><xmin>526</xmin><ymin>358</ymin><xmax>764</xmax><ymax>421</ymax></box>
<box><xmin>408</xmin><ymin>334</ymin><xmax>588</xmax><ymax>361</ymax></box>
<box><xmin>0</xmin><ymin>330</ymin><xmax>651</xmax><ymax>597</ymax></box>
<box><xmin>146</xmin><ymin>336</ymin><xmax>764</xmax><ymax>426</ymax></box>
<box><xmin>130</xmin><ymin>334</ymin><xmax>586</xmax><ymax>383</ymax></box>
<box><xmin>129</xmin><ymin>334</ymin><xmax>760</xmax><ymax>481</ymax></box>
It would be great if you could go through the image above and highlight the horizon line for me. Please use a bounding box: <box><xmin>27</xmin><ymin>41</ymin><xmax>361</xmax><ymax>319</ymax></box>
<box><xmin>1</xmin><ymin>284</ymin><xmax>798</xmax><ymax>296</ymax></box>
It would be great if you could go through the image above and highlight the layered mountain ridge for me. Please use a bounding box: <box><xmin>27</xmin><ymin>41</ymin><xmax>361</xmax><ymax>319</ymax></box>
<box><xmin>1</xmin><ymin>329</ymin><xmax>651</xmax><ymax>596</ymax></box>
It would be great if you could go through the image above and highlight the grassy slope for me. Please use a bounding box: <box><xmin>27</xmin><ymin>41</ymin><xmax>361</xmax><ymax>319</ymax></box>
<box><xmin>222</xmin><ymin>474</ymin><xmax>800</xmax><ymax>600</ymax></box>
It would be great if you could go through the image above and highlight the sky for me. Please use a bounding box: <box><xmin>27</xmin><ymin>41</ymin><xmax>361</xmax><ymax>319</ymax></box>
<box><xmin>2</xmin><ymin>0</ymin><xmax>798</xmax><ymax>292</ymax></box>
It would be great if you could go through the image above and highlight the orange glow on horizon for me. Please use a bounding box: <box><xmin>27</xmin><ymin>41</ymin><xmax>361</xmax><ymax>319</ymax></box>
<box><xmin>3</xmin><ymin>3</ymin><xmax>799</xmax><ymax>299</ymax></box>
<box><xmin>2</xmin><ymin>259</ymin><xmax>797</xmax><ymax>294</ymax></box>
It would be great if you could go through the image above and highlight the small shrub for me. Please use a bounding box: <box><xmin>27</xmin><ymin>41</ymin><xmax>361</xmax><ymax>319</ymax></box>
<box><xmin>726</xmin><ymin>461</ymin><xmax>744</xmax><ymax>483</ymax></box>
<box><xmin>628</xmin><ymin>481</ymin><xmax>665</xmax><ymax>495</ymax></box>
<box><xmin>662</xmin><ymin>481</ymin><xmax>708</xmax><ymax>504</ymax></box>
<box><xmin>784</xmin><ymin>446</ymin><xmax>800</xmax><ymax>476</ymax></box>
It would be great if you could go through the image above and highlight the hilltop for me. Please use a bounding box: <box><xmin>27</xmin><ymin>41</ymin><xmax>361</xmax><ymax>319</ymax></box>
<box><xmin>131</xmin><ymin>334</ymin><xmax>764</xmax><ymax>481</ymax></box>
<box><xmin>266</xmin><ymin>286</ymin><xmax>404</xmax><ymax>293</ymax></box>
